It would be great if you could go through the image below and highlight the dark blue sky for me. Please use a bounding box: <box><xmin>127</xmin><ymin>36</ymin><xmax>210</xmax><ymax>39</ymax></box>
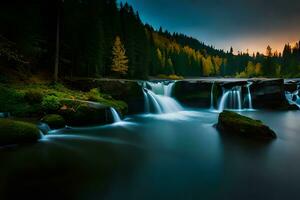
<box><xmin>118</xmin><ymin>0</ymin><xmax>300</xmax><ymax>54</ymax></box>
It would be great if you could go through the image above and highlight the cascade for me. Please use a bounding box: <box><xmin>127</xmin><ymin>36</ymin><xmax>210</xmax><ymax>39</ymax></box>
<box><xmin>142</xmin><ymin>81</ymin><xmax>183</xmax><ymax>114</ymax></box>
<box><xmin>110</xmin><ymin>108</ymin><xmax>122</xmax><ymax>123</ymax></box>
<box><xmin>218</xmin><ymin>86</ymin><xmax>242</xmax><ymax>112</ymax></box>
<box><xmin>285</xmin><ymin>90</ymin><xmax>300</xmax><ymax>108</ymax></box>
<box><xmin>210</xmin><ymin>82</ymin><xmax>215</xmax><ymax>110</ymax></box>
<box><xmin>246</xmin><ymin>82</ymin><xmax>253</xmax><ymax>109</ymax></box>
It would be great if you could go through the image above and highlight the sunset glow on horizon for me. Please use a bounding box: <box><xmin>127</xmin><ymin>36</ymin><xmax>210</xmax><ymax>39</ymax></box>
<box><xmin>119</xmin><ymin>0</ymin><xmax>300</xmax><ymax>55</ymax></box>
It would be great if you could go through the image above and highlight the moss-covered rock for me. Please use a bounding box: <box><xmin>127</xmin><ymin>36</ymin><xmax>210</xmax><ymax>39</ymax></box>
<box><xmin>41</xmin><ymin>114</ymin><xmax>66</xmax><ymax>129</ymax></box>
<box><xmin>0</xmin><ymin>119</ymin><xmax>41</xmax><ymax>146</ymax></box>
<box><xmin>216</xmin><ymin>111</ymin><xmax>277</xmax><ymax>139</ymax></box>
<box><xmin>64</xmin><ymin>79</ymin><xmax>143</xmax><ymax>114</ymax></box>
<box><xmin>59</xmin><ymin>100</ymin><xmax>112</xmax><ymax>127</ymax></box>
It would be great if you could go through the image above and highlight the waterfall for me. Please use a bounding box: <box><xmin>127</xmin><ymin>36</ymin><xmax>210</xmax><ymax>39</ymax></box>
<box><xmin>110</xmin><ymin>108</ymin><xmax>122</xmax><ymax>123</ymax></box>
<box><xmin>246</xmin><ymin>82</ymin><xmax>253</xmax><ymax>109</ymax></box>
<box><xmin>142</xmin><ymin>81</ymin><xmax>183</xmax><ymax>114</ymax></box>
<box><xmin>210</xmin><ymin>82</ymin><xmax>215</xmax><ymax>110</ymax></box>
<box><xmin>37</xmin><ymin>122</ymin><xmax>51</xmax><ymax>135</ymax></box>
<box><xmin>142</xmin><ymin>89</ymin><xmax>150</xmax><ymax>113</ymax></box>
<box><xmin>218</xmin><ymin>86</ymin><xmax>242</xmax><ymax>112</ymax></box>
<box><xmin>285</xmin><ymin>90</ymin><xmax>300</xmax><ymax>108</ymax></box>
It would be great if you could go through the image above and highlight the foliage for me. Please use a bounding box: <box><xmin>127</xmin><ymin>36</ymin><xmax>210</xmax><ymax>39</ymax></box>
<box><xmin>157</xmin><ymin>74</ymin><xmax>184</xmax><ymax>80</ymax></box>
<box><xmin>0</xmin><ymin>83</ymin><xmax>128</xmax><ymax>118</ymax></box>
<box><xmin>111</xmin><ymin>36</ymin><xmax>129</xmax><ymax>76</ymax></box>
<box><xmin>41</xmin><ymin>95</ymin><xmax>62</xmax><ymax>112</ymax></box>
<box><xmin>24</xmin><ymin>89</ymin><xmax>43</xmax><ymax>104</ymax></box>
<box><xmin>87</xmin><ymin>88</ymin><xmax>102</xmax><ymax>102</ymax></box>
<box><xmin>0</xmin><ymin>0</ymin><xmax>299</xmax><ymax>80</ymax></box>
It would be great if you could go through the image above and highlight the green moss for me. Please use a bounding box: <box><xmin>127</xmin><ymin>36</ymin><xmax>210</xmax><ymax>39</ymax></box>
<box><xmin>60</xmin><ymin>103</ymin><xmax>110</xmax><ymax>127</ymax></box>
<box><xmin>217</xmin><ymin>111</ymin><xmax>277</xmax><ymax>139</ymax></box>
<box><xmin>41</xmin><ymin>95</ymin><xmax>62</xmax><ymax>112</ymax></box>
<box><xmin>86</xmin><ymin>88</ymin><xmax>128</xmax><ymax>114</ymax></box>
<box><xmin>41</xmin><ymin>114</ymin><xmax>66</xmax><ymax>129</ymax></box>
<box><xmin>0</xmin><ymin>119</ymin><xmax>41</xmax><ymax>146</ymax></box>
<box><xmin>24</xmin><ymin>89</ymin><xmax>43</xmax><ymax>104</ymax></box>
<box><xmin>0</xmin><ymin>83</ymin><xmax>128</xmax><ymax>118</ymax></box>
<box><xmin>219</xmin><ymin>111</ymin><xmax>262</xmax><ymax>127</ymax></box>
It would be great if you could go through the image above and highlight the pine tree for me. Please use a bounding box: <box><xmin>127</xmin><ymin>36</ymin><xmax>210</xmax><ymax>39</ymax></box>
<box><xmin>111</xmin><ymin>36</ymin><xmax>128</xmax><ymax>75</ymax></box>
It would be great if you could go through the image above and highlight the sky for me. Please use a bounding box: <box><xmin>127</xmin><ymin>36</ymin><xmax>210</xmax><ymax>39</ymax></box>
<box><xmin>118</xmin><ymin>0</ymin><xmax>300</xmax><ymax>54</ymax></box>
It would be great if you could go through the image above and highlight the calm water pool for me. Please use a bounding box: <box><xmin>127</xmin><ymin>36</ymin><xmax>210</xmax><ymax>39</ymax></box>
<box><xmin>1</xmin><ymin>109</ymin><xmax>300</xmax><ymax>200</ymax></box>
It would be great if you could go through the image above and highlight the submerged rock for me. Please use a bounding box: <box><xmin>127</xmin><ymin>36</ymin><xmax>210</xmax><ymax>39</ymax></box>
<box><xmin>216</xmin><ymin>111</ymin><xmax>277</xmax><ymax>139</ymax></box>
<box><xmin>41</xmin><ymin>114</ymin><xmax>66</xmax><ymax>130</ymax></box>
<box><xmin>0</xmin><ymin>119</ymin><xmax>41</xmax><ymax>146</ymax></box>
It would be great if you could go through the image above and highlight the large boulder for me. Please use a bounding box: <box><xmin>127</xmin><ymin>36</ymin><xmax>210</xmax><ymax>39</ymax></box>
<box><xmin>216</xmin><ymin>111</ymin><xmax>277</xmax><ymax>139</ymax></box>
<box><xmin>59</xmin><ymin>99</ymin><xmax>115</xmax><ymax>127</ymax></box>
<box><xmin>284</xmin><ymin>80</ymin><xmax>299</xmax><ymax>93</ymax></box>
<box><xmin>64</xmin><ymin>79</ymin><xmax>144</xmax><ymax>114</ymax></box>
<box><xmin>173</xmin><ymin>81</ymin><xmax>213</xmax><ymax>108</ymax></box>
<box><xmin>41</xmin><ymin>114</ymin><xmax>66</xmax><ymax>130</ymax></box>
<box><xmin>251</xmin><ymin>79</ymin><xmax>288</xmax><ymax>109</ymax></box>
<box><xmin>0</xmin><ymin>119</ymin><xmax>41</xmax><ymax>146</ymax></box>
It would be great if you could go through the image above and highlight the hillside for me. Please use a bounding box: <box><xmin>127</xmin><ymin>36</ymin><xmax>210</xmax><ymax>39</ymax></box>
<box><xmin>0</xmin><ymin>0</ymin><xmax>300</xmax><ymax>82</ymax></box>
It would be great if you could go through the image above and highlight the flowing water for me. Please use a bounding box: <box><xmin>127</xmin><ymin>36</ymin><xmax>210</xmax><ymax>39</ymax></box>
<box><xmin>110</xmin><ymin>107</ymin><xmax>122</xmax><ymax>123</ymax></box>
<box><xmin>1</xmin><ymin>110</ymin><xmax>300</xmax><ymax>200</ymax></box>
<box><xmin>218</xmin><ymin>86</ymin><xmax>242</xmax><ymax>112</ymax></box>
<box><xmin>210</xmin><ymin>82</ymin><xmax>215</xmax><ymax>110</ymax></box>
<box><xmin>246</xmin><ymin>82</ymin><xmax>253</xmax><ymax>109</ymax></box>
<box><xmin>142</xmin><ymin>81</ymin><xmax>183</xmax><ymax>114</ymax></box>
<box><xmin>1</xmin><ymin>80</ymin><xmax>300</xmax><ymax>199</ymax></box>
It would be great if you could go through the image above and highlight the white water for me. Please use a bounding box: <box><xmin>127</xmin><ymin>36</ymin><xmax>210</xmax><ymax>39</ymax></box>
<box><xmin>210</xmin><ymin>82</ymin><xmax>215</xmax><ymax>110</ymax></box>
<box><xmin>246</xmin><ymin>82</ymin><xmax>253</xmax><ymax>109</ymax></box>
<box><xmin>285</xmin><ymin>90</ymin><xmax>300</xmax><ymax>108</ymax></box>
<box><xmin>218</xmin><ymin>86</ymin><xmax>242</xmax><ymax>112</ymax></box>
<box><xmin>110</xmin><ymin>108</ymin><xmax>122</xmax><ymax>123</ymax></box>
<box><xmin>142</xmin><ymin>81</ymin><xmax>183</xmax><ymax>114</ymax></box>
<box><xmin>37</xmin><ymin>122</ymin><xmax>51</xmax><ymax>135</ymax></box>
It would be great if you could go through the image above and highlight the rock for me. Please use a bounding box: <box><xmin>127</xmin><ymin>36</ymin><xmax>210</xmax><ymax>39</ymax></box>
<box><xmin>64</xmin><ymin>79</ymin><xmax>144</xmax><ymax>114</ymax></box>
<box><xmin>0</xmin><ymin>119</ymin><xmax>41</xmax><ymax>146</ymax></box>
<box><xmin>251</xmin><ymin>79</ymin><xmax>288</xmax><ymax>109</ymax></box>
<box><xmin>284</xmin><ymin>81</ymin><xmax>298</xmax><ymax>93</ymax></box>
<box><xmin>173</xmin><ymin>81</ymin><xmax>213</xmax><ymax>108</ymax></box>
<box><xmin>221</xmin><ymin>81</ymin><xmax>248</xmax><ymax>89</ymax></box>
<box><xmin>41</xmin><ymin>114</ymin><xmax>66</xmax><ymax>130</ymax></box>
<box><xmin>59</xmin><ymin>100</ymin><xmax>113</xmax><ymax>127</ymax></box>
<box><xmin>216</xmin><ymin>111</ymin><xmax>277</xmax><ymax>139</ymax></box>
<box><xmin>277</xmin><ymin>102</ymin><xmax>299</xmax><ymax>110</ymax></box>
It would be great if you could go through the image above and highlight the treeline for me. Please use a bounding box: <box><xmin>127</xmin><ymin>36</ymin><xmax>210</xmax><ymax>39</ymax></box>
<box><xmin>0</xmin><ymin>0</ymin><xmax>300</xmax><ymax>80</ymax></box>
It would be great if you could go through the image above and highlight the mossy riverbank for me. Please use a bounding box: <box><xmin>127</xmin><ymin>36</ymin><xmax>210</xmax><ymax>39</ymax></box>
<box><xmin>0</xmin><ymin>82</ymin><xmax>127</xmax><ymax>119</ymax></box>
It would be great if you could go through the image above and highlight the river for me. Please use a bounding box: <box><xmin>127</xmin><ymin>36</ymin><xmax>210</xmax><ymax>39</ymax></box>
<box><xmin>1</xmin><ymin>109</ymin><xmax>300</xmax><ymax>199</ymax></box>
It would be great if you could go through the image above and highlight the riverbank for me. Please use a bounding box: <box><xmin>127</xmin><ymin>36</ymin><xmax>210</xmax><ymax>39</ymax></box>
<box><xmin>0</xmin><ymin>82</ymin><xmax>127</xmax><ymax>123</ymax></box>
